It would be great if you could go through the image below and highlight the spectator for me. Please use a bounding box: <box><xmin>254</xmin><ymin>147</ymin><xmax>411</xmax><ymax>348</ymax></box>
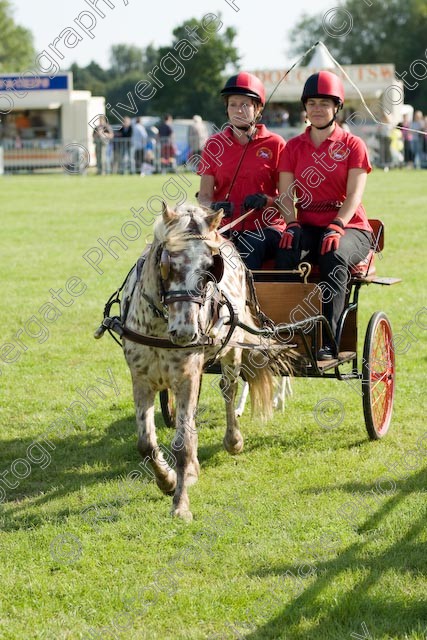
<box><xmin>390</xmin><ymin>125</ymin><xmax>404</xmax><ymax>167</ymax></box>
<box><xmin>15</xmin><ymin>110</ymin><xmax>31</xmax><ymax>137</ymax></box>
<box><xmin>93</xmin><ymin>115</ymin><xmax>114</xmax><ymax>175</ymax></box>
<box><xmin>281</xmin><ymin>109</ymin><xmax>290</xmax><ymax>127</ymax></box>
<box><xmin>132</xmin><ymin>117</ymin><xmax>147</xmax><ymax>175</ymax></box>
<box><xmin>411</xmin><ymin>110</ymin><xmax>424</xmax><ymax>169</ymax></box>
<box><xmin>142</xmin><ymin>126</ymin><xmax>158</xmax><ymax>175</ymax></box>
<box><xmin>117</xmin><ymin>116</ymin><xmax>133</xmax><ymax>174</ymax></box>
<box><xmin>377</xmin><ymin>113</ymin><xmax>393</xmax><ymax>169</ymax></box>
<box><xmin>188</xmin><ymin>115</ymin><xmax>209</xmax><ymax>159</ymax></box>
<box><xmin>422</xmin><ymin>116</ymin><xmax>427</xmax><ymax>167</ymax></box>
<box><xmin>401</xmin><ymin>114</ymin><xmax>414</xmax><ymax>167</ymax></box>
<box><xmin>157</xmin><ymin>114</ymin><xmax>176</xmax><ymax>173</ymax></box>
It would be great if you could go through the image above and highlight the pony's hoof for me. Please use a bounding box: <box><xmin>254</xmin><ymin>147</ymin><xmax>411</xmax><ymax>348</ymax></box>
<box><xmin>223</xmin><ymin>435</ymin><xmax>244</xmax><ymax>455</ymax></box>
<box><xmin>171</xmin><ymin>507</ymin><xmax>193</xmax><ymax>522</ymax></box>
<box><xmin>156</xmin><ymin>471</ymin><xmax>177</xmax><ymax>496</ymax></box>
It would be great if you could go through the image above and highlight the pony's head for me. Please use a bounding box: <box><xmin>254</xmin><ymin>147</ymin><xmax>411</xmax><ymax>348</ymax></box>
<box><xmin>154</xmin><ymin>203</ymin><xmax>225</xmax><ymax>346</ymax></box>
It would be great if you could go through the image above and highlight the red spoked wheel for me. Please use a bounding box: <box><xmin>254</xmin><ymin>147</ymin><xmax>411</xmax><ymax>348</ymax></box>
<box><xmin>362</xmin><ymin>312</ymin><xmax>395</xmax><ymax>440</ymax></box>
<box><xmin>160</xmin><ymin>389</ymin><xmax>175</xmax><ymax>428</ymax></box>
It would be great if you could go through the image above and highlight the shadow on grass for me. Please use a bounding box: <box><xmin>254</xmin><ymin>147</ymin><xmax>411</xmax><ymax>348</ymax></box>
<box><xmin>242</xmin><ymin>467</ymin><xmax>427</xmax><ymax>639</ymax></box>
<box><xmin>0</xmin><ymin>410</ymin><xmax>174</xmax><ymax>523</ymax></box>
<box><xmin>0</xmin><ymin>407</ymin><xmax>237</xmax><ymax>531</ymax></box>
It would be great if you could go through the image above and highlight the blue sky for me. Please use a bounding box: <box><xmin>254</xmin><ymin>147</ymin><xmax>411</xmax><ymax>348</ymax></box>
<box><xmin>11</xmin><ymin>0</ymin><xmax>333</xmax><ymax>71</ymax></box>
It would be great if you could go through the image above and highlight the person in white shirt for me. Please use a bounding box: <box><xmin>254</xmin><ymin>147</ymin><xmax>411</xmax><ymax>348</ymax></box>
<box><xmin>132</xmin><ymin>117</ymin><xmax>148</xmax><ymax>174</ymax></box>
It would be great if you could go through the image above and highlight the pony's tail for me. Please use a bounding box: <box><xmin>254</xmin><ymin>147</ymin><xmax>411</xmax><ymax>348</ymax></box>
<box><xmin>241</xmin><ymin>335</ymin><xmax>296</xmax><ymax>422</ymax></box>
<box><xmin>242</xmin><ymin>345</ymin><xmax>275</xmax><ymax>422</ymax></box>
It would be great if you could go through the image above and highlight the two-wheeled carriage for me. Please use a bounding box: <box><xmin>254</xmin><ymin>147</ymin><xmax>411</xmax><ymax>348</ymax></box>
<box><xmin>160</xmin><ymin>219</ymin><xmax>401</xmax><ymax>440</ymax></box>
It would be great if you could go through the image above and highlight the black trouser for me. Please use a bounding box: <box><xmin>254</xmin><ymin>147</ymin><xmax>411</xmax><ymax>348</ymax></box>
<box><xmin>276</xmin><ymin>226</ymin><xmax>372</xmax><ymax>341</ymax></box>
<box><xmin>134</xmin><ymin>148</ymin><xmax>145</xmax><ymax>173</ymax></box>
<box><xmin>233</xmin><ymin>227</ymin><xmax>281</xmax><ymax>270</ymax></box>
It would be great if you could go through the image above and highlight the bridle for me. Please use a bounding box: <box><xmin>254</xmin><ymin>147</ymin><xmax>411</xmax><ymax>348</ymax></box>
<box><xmin>96</xmin><ymin>231</ymin><xmax>232</xmax><ymax>350</ymax></box>
<box><xmin>158</xmin><ymin>234</ymin><xmax>224</xmax><ymax>309</ymax></box>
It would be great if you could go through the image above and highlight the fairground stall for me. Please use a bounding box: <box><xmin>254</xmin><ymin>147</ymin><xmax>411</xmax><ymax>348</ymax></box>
<box><xmin>0</xmin><ymin>72</ymin><xmax>104</xmax><ymax>173</ymax></box>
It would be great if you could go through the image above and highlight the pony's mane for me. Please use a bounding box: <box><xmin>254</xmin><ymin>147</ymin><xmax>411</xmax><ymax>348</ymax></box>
<box><xmin>154</xmin><ymin>205</ymin><xmax>222</xmax><ymax>251</ymax></box>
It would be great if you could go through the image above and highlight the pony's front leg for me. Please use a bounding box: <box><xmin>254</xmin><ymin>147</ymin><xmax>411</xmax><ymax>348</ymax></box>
<box><xmin>221</xmin><ymin>361</ymin><xmax>244</xmax><ymax>455</ymax></box>
<box><xmin>171</xmin><ymin>378</ymin><xmax>201</xmax><ymax>522</ymax></box>
<box><xmin>132</xmin><ymin>376</ymin><xmax>177</xmax><ymax>495</ymax></box>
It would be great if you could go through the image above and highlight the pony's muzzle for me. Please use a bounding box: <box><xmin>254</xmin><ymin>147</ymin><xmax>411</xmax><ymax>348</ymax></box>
<box><xmin>169</xmin><ymin>329</ymin><xmax>199</xmax><ymax>346</ymax></box>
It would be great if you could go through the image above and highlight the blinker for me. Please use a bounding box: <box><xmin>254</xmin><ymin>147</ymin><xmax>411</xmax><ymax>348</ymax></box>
<box><xmin>160</xmin><ymin>249</ymin><xmax>170</xmax><ymax>281</ymax></box>
<box><xmin>208</xmin><ymin>253</ymin><xmax>224</xmax><ymax>283</ymax></box>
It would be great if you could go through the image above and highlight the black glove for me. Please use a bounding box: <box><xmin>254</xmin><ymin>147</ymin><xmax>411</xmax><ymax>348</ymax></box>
<box><xmin>211</xmin><ymin>201</ymin><xmax>233</xmax><ymax>216</ymax></box>
<box><xmin>243</xmin><ymin>193</ymin><xmax>268</xmax><ymax>211</ymax></box>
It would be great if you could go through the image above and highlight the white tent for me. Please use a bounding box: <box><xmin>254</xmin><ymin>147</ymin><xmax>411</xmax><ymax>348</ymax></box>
<box><xmin>306</xmin><ymin>46</ymin><xmax>335</xmax><ymax>69</ymax></box>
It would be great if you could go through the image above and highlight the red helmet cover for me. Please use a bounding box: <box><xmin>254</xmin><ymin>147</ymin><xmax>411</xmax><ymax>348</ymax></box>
<box><xmin>221</xmin><ymin>72</ymin><xmax>266</xmax><ymax>106</ymax></box>
<box><xmin>301</xmin><ymin>71</ymin><xmax>345</xmax><ymax>107</ymax></box>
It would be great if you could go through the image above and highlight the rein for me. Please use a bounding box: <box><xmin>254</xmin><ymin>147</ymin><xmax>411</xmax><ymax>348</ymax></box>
<box><xmin>97</xmin><ymin>299</ymin><xmax>281</xmax><ymax>352</ymax></box>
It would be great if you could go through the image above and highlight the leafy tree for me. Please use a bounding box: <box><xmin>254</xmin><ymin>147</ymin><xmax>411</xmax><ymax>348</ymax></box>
<box><xmin>289</xmin><ymin>0</ymin><xmax>427</xmax><ymax>110</ymax></box>
<box><xmin>0</xmin><ymin>0</ymin><xmax>35</xmax><ymax>71</ymax></box>
<box><xmin>70</xmin><ymin>61</ymin><xmax>108</xmax><ymax>97</ymax></box>
<box><xmin>109</xmin><ymin>44</ymin><xmax>146</xmax><ymax>76</ymax></box>
<box><xmin>105</xmin><ymin>71</ymin><xmax>153</xmax><ymax>121</ymax></box>
<box><xmin>144</xmin><ymin>43</ymin><xmax>159</xmax><ymax>71</ymax></box>
<box><xmin>152</xmin><ymin>15</ymin><xmax>239</xmax><ymax>122</ymax></box>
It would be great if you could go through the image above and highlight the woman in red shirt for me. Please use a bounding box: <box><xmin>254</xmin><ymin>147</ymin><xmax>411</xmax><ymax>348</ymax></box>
<box><xmin>197</xmin><ymin>72</ymin><xmax>286</xmax><ymax>269</ymax></box>
<box><xmin>276</xmin><ymin>71</ymin><xmax>372</xmax><ymax>360</ymax></box>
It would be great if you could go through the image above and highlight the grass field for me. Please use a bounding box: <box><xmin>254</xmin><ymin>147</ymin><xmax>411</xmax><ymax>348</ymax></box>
<box><xmin>0</xmin><ymin>170</ymin><xmax>426</xmax><ymax>640</ymax></box>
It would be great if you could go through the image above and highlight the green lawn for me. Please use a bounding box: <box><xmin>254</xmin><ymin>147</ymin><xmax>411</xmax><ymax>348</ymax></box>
<box><xmin>0</xmin><ymin>170</ymin><xmax>426</xmax><ymax>639</ymax></box>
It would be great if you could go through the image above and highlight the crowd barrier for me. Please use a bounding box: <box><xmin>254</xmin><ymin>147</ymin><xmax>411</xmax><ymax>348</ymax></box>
<box><xmin>0</xmin><ymin>136</ymin><xmax>184</xmax><ymax>174</ymax></box>
<box><xmin>2</xmin><ymin>129</ymin><xmax>424</xmax><ymax>174</ymax></box>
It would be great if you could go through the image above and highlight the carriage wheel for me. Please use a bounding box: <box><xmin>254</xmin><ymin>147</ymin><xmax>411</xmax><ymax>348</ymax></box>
<box><xmin>160</xmin><ymin>389</ymin><xmax>175</xmax><ymax>428</ymax></box>
<box><xmin>362</xmin><ymin>312</ymin><xmax>395</xmax><ymax>440</ymax></box>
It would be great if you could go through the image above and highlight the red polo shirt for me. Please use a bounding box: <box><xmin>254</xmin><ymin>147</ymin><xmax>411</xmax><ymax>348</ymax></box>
<box><xmin>278</xmin><ymin>125</ymin><xmax>372</xmax><ymax>231</ymax></box>
<box><xmin>199</xmin><ymin>124</ymin><xmax>286</xmax><ymax>233</ymax></box>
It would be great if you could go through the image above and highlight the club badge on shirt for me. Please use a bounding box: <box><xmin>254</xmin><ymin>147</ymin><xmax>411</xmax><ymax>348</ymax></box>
<box><xmin>256</xmin><ymin>147</ymin><xmax>273</xmax><ymax>160</ymax></box>
<box><xmin>328</xmin><ymin>142</ymin><xmax>350</xmax><ymax>161</ymax></box>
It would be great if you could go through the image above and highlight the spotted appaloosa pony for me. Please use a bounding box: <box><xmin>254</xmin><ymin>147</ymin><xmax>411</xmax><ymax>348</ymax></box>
<box><xmin>120</xmin><ymin>203</ymin><xmax>291</xmax><ymax>521</ymax></box>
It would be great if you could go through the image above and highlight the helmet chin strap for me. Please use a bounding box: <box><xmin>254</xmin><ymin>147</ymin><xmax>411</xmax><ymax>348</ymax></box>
<box><xmin>237</xmin><ymin>123</ymin><xmax>257</xmax><ymax>138</ymax></box>
<box><xmin>311</xmin><ymin>115</ymin><xmax>336</xmax><ymax>130</ymax></box>
<box><xmin>229</xmin><ymin>120</ymin><xmax>256</xmax><ymax>142</ymax></box>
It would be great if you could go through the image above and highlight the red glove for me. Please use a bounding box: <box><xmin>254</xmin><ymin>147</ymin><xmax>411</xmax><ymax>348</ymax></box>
<box><xmin>320</xmin><ymin>219</ymin><xmax>345</xmax><ymax>255</ymax></box>
<box><xmin>279</xmin><ymin>221</ymin><xmax>302</xmax><ymax>250</ymax></box>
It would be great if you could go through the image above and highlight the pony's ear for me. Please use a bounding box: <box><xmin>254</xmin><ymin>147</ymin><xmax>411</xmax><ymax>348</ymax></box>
<box><xmin>162</xmin><ymin>201</ymin><xmax>177</xmax><ymax>223</ymax></box>
<box><xmin>206</xmin><ymin>209</ymin><xmax>224</xmax><ymax>232</ymax></box>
